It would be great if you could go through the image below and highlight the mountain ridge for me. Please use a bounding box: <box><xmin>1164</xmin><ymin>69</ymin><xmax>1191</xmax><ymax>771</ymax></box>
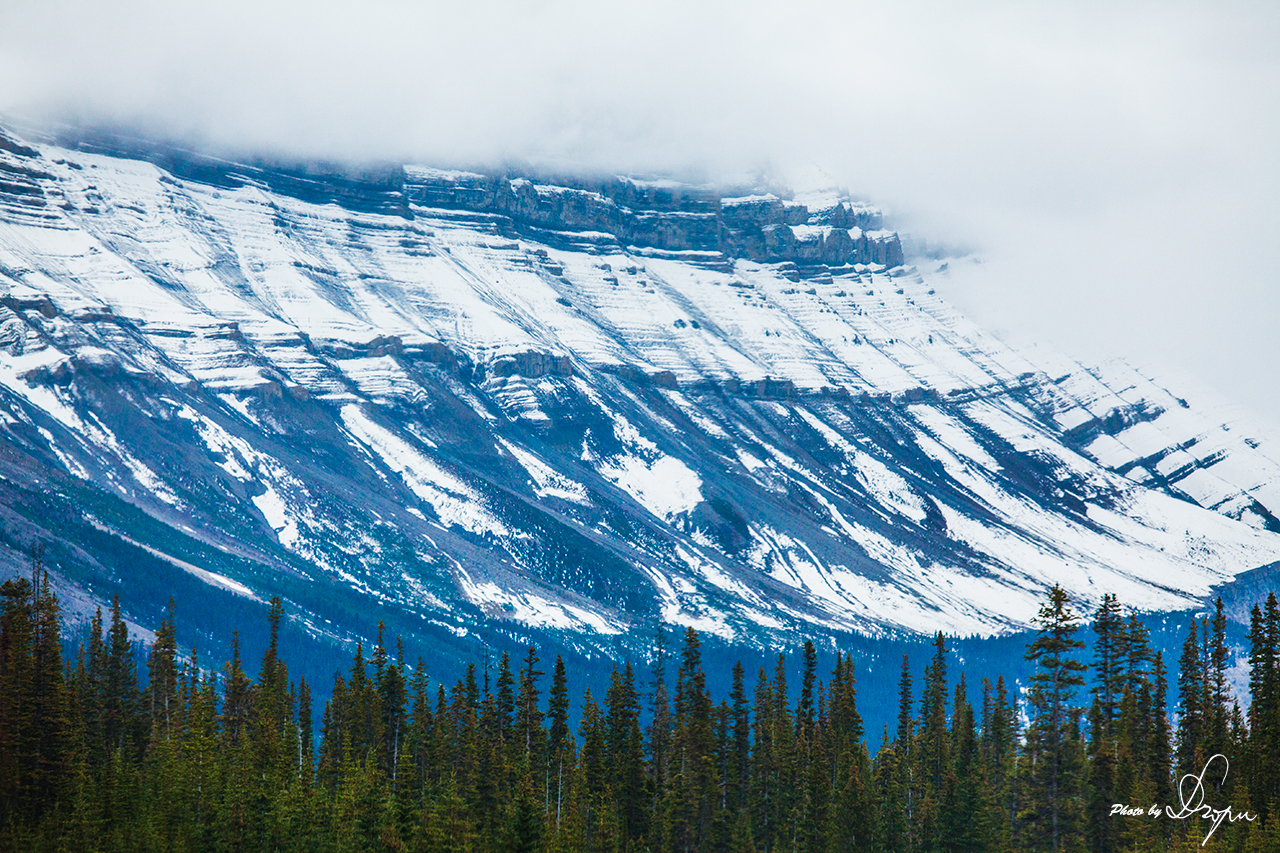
<box><xmin>2</xmin><ymin>122</ymin><xmax>1279</xmax><ymax>662</ymax></box>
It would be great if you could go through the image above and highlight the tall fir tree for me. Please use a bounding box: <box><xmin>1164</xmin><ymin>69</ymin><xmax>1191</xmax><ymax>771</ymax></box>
<box><xmin>1248</xmin><ymin>593</ymin><xmax>1280</xmax><ymax>821</ymax></box>
<box><xmin>1020</xmin><ymin>584</ymin><xmax>1087</xmax><ymax>852</ymax></box>
<box><xmin>1086</xmin><ymin>593</ymin><xmax>1125</xmax><ymax>853</ymax></box>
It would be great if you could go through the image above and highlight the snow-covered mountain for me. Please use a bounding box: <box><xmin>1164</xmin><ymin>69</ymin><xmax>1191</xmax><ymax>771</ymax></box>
<box><xmin>2</xmin><ymin>124</ymin><xmax>1279</xmax><ymax>657</ymax></box>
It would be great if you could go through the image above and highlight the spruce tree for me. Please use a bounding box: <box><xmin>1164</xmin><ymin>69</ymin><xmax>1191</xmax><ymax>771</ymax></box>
<box><xmin>672</xmin><ymin>627</ymin><xmax>716</xmax><ymax>853</ymax></box>
<box><xmin>918</xmin><ymin>633</ymin><xmax>950</xmax><ymax>853</ymax></box>
<box><xmin>104</xmin><ymin>594</ymin><xmax>141</xmax><ymax>760</ymax></box>
<box><xmin>942</xmin><ymin>675</ymin><xmax>986</xmax><ymax>853</ymax></box>
<box><xmin>379</xmin><ymin>636</ymin><xmax>408</xmax><ymax>781</ymax></box>
<box><xmin>1176</xmin><ymin>616</ymin><xmax>1207</xmax><ymax>779</ymax></box>
<box><xmin>605</xmin><ymin>661</ymin><xmax>645</xmax><ymax>847</ymax></box>
<box><xmin>647</xmin><ymin>625</ymin><xmax>673</xmax><ymax>845</ymax></box>
<box><xmin>750</xmin><ymin>665</ymin><xmax>775</xmax><ymax>850</ymax></box>
<box><xmin>548</xmin><ymin>654</ymin><xmax>573</xmax><ymax>831</ymax></box>
<box><xmin>1209</xmin><ymin>599</ymin><xmax>1231</xmax><ymax>756</ymax></box>
<box><xmin>517</xmin><ymin>646</ymin><xmax>544</xmax><ymax>761</ymax></box>
<box><xmin>830</xmin><ymin>652</ymin><xmax>874</xmax><ymax>853</ymax></box>
<box><xmin>1021</xmin><ymin>584</ymin><xmax>1087</xmax><ymax>852</ymax></box>
<box><xmin>727</xmin><ymin>660</ymin><xmax>750</xmax><ymax>816</ymax></box>
<box><xmin>0</xmin><ymin>573</ymin><xmax>35</xmax><ymax>819</ymax></box>
<box><xmin>1248</xmin><ymin>594</ymin><xmax>1280</xmax><ymax>820</ymax></box>
<box><xmin>1086</xmin><ymin>594</ymin><xmax>1126</xmax><ymax>853</ymax></box>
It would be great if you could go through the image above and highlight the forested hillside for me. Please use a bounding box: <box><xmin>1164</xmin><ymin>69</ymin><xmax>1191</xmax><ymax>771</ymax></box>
<box><xmin>2</xmin><ymin>551</ymin><xmax>1279</xmax><ymax>852</ymax></box>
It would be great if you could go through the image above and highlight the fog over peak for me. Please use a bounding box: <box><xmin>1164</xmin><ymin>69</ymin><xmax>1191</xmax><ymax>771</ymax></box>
<box><xmin>3</xmin><ymin>0</ymin><xmax>1278</xmax><ymax>424</ymax></box>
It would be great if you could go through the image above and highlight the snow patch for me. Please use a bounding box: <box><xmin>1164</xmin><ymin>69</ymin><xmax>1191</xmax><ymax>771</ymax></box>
<box><xmin>340</xmin><ymin>404</ymin><xmax>509</xmax><ymax>537</ymax></box>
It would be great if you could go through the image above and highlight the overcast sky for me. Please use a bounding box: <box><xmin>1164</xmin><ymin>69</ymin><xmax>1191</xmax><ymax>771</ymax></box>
<box><xmin>2</xmin><ymin>0</ymin><xmax>1278</xmax><ymax>426</ymax></box>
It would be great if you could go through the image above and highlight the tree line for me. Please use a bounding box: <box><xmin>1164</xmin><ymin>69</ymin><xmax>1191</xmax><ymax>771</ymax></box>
<box><xmin>3</xmin><ymin>551</ymin><xmax>1280</xmax><ymax>852</ymax></box>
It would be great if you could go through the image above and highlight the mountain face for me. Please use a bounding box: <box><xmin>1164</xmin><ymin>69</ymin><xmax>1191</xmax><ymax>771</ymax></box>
<box><xmin>2</xmin><ymin>124</ymin><xmax>1280</xmax><ymax>659</ymax></box>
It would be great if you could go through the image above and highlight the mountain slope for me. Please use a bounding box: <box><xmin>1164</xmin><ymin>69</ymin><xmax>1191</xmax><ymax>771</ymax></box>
<box><xmin>2</xmin><ymin>125</ymin><xmax>1279</xmax><ymax>655</ymax></box>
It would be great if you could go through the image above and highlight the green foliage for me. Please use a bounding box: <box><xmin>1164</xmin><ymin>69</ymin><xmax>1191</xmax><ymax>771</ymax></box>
<box><xmin>6</xmin><ymin>563</ymin><xmax>1280</xmax><ymax>853</ymax></box>
<box><xmin>1020</xmin><ymin>584</ymin><xmax>1088</xmax><ymax>852</ymax></box>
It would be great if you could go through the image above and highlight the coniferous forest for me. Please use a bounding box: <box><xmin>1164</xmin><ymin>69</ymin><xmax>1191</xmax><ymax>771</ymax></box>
<box><xmin>4</xmin><ymin>552</ymin><xmax>1280</xmax><ymax>852</ymax></box>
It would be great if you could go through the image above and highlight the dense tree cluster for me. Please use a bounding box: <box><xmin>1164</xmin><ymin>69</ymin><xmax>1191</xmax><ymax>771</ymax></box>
<box><xmin>3</xmin><ymin>551</ymin><xmax>1280</xmax><ymax>852</ymax></box>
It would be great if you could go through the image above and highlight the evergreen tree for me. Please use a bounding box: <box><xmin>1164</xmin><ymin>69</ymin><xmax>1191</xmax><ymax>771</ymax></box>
<box><xmin>1208</xmin><ymin>598</ymin><xmax>1231</xmax><ymax>760</ymax></box>
<box><xmin>14</xmin><ymin>553</ymin><xmax>1280</xmax><ymax>853</ymax></box>
<box><xmin>1086</xmin><ymin>594</ymin><xmax>1125</xmax><ymax>853</ymax></box>
<box><xmin>380</xmin><ymin>634</ymin><xmax>408</xmax><ymax>781</ymax></box>
<box><xmin>1149</xmin><ymin>650</ymin><xmax>1174</xmax><ymax>812</ymax></box>
<box><xmin>146</xmin><ymin>598</ymin><xmax>179</xmax><ymax>745</ymax></box>
<box><xmin>605</xmin><ymin>661</ymin><xmax>645</xmax><ymax>847</ymax></box>
<box><xmin>517</xmin><ymin>646</ymin><xmax>545</xmax><ymax>761</ymax></box>
<box><xmin>917</xmin><ymin>633</ymin><xmax>950</xmax><ymax>853</ymax></box>
<box><xmin>1176</xmin><ymin>615</ymin><xmax>1207</xmax><ymax>779</ymax></box>
<box><xmin>671</xmin><ymin>627</ymin><xmax>716</xmax><ymax>853</ymax></box>
<box><xmin>875</xmin><ymin>729</ymin><xmax>909</xmax><ymax>853</ymax></box>
<box><xmin>647</xmin><ymin>625</ymin><xmax>673</xmax><ymax>848</ymax></box>
<box><xmin>0</xmin><ymin>571</ymin><xmax>36</xmax><ymax>818</ymax></box>
<box><xmin>942</xmin><ymin>675</ymin><xmax>986</xmax><ymax>853</ymax></box>
<box><xmin>496</xmin><ymin>651</ymin><xmax>516</xmax><ymax>746</ymax></box>
<box><xmin>893</xmin><ymin>652</ymin><xmax>916</xmax><ymax>853</ymax></box>
<box><xmin>1248</xmin><ymin>593</ymin><xmax>1280</xmax><ymax>820</ymax></box>
<box><xmin>727</xmin><ymin>660</ymin><xmax>750</xmax><ymax>816</ymax></box>
<box><xmin>508</xmin><ymin>769</ymin><xmax>546</xmax><ymax>853</ymax></box>
<box><xmin>830</xmin><ymin>652</ymin><xmax>874</xmax><ymax>853</ymax></box>
<box><xmin>980</xmin><ymin>674</ymin><xmax>1018</xmax><ymax>853</ymax></box>
<box><xmin>548</xmin><ymin>654</ymin><xmax>573</xmax><ymax>831</ymax></box>
<box><xmin>749</xmin><ymin>665</ymin><xmax>775</xmax><ymax>850</ymax></box>
<box><xmin>1021</xmin><ymin>584</ymin><xmax>1087</xmax><ymax>852</ymax></box>
<box><xmin>104</xmin><ymin>594</ymin><xmax>141</xmax><ymax>760</ymax></box>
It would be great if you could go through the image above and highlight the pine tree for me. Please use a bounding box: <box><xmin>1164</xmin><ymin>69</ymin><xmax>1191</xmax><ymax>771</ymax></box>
<box><xmin>671</xmin><ymin>627</ymin><xmax>716</xmax><ymax>853</ymax></box>
<box><xmin>1176</xmin><ymin>615</ymin><xmax>1207</xmax><ymax>779</ymax></box>
<box><xmin>606</xmin><ymin>661</ymin><xmax>645</xmax><ymax>848</ymax></box>
<box><xmin>1149</xmin><ymin>650</ymin><xmax>1174</xmax><ymax>812</ymax></box>
<box><xmin>942</xmin><ymin>675</ymin><xmax>985</xmax><ymax>853</ymax></box>
<box><xmin>1248</xmin><ymin>593</ymin><xmax>1280</xmax><ymax>821</ymax></box>
<box><xmin>146</xmin><ymin>598</ymin><xmax>179</xmax><ymax>745</ymax></box>
<box><xmin>184</xmin><ymin>649</ymin><xmax>220</xmax><ymax>844</ymax></box>
<box><xmin>727</xmin><ymin>660</ymin><xmax>750</xmax><ymax>817</ymax></box>
<box><xmin>143</xmin><ymin>597</ymin><xmax>186</xmax><ymax>849</ymax></box>
<box><xmin>875</xmin><ymin>729</ymin><xmax>909</xmax><ymax>853</ymax></box>
<box><xmin>917</xmin><ymin>633</ymin><xmax>950</xmax><ymax>853</ymax></box>
<box><xmin>897</xmin><ymin>653</ymin><xmax>914</xmax><ymax>748</ymax></box>
<box><xmin>980</xmin><ymin>675</ymin><xmax>1018</xmax><ymax>852</ymax></box>
<box><xmin>380</xmin><ymin>636</ymin><xmax>408</xmax><ymax>782</ymax></box>
<box><xmin>104</xmin><ymin>594</ymin><xmax>141</xmax><ymax>760</ymax></box>
<box><xmin>548</xmin><ymin>654</ymin><xmax>573</xmax><ymax>832</ymax></box>
<box><xmin>647</xmin><ymin>625</ymin><xmax>673</xmax><ymax>848</ymax></box>
<box><xmin>829</xmin><ymin>652</ymin><xmax>874</xmax><ymax>853</ymax></box>
<box><xmin>1020</xmin><ymin>584</ymin><xmax>1087</xmax><ymax>852</ymax></box>
<box><xmin>893</xmin><ymin>652</ymin><xmax>916</xmax><ymax>853</ymax></box>
<box><xmin>0</xmin><ymin>571</ymin><xmax>35</xmax><ymax>818</ymax></box>
<box><xmin>750</xmin><ymin>665</ymin><xmax>775</xmax><ymax>851</ymax></box>
<box><xmin>1086</xmin><ymin>594</ymin><xmax>1125</xmax><ymax>853</ymax></box>
<box><xmin>517</xmin><ymin>646</ymin><xmax>545</xmax><ymax>756</ymax></box>
<box><xmin>508</xmin><ymin>769</ymin><xmax>546</xmax><ymax>853</ymax></box>
<box><xmin>299</xmin><ymin>675</ymin><xmax>314</xmax><ymax>782</ymax></box>
<box><xmin>1208</xmin><ymin>598</ymin><xmax>1231</xmax><ymax>761</ymax></box>
<box><xmin>579</xmin><ymin>688</ymin><xmax>611</xmax><ymax>845</ymax></box>
<box><xmin>496</xmin><ymin>651</ymin><xmax>516</xmax><ymax>746</ymax></box>
<box><xmin>797</xmin><ymin>640</ymin><xmax>818</xmax><ymax>746</ymax></box>
<box><xmin>770</xmin><ymin>652</ymin><xmax>798</xmax><ymax>853</ymax></box>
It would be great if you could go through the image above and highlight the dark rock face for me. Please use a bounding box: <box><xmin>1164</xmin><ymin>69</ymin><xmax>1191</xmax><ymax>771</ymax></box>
<box><xmin>403</xmin><ymin>171</ymin><xmax>905</xmax><ymax>268</ymax></box>
<box><xmin>490</xmin><ymin>351</ymin><xmax>574</xmax><ymax>379</ymax></box>
<box><xmin>38</xmin><ymin>124</ymin><xmax>904</xmax><ymax>268</ymax></box>
<box><xmin>0</xmin><ymin>134</ymin><xmax>54</xmax><ymax>224</ymax></box>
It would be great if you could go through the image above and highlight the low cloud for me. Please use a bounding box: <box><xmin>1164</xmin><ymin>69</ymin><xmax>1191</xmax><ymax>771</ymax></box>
<box><xmin>2</xmin><ymin>0</ymin><xmax>1278</xmax><ymax>423</ymax></box>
